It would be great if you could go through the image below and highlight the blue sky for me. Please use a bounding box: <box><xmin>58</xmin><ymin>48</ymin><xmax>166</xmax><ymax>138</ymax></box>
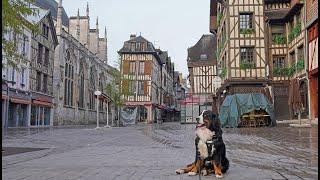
<box><xmin>62</xmin><ymin>0</ymin><xmax>210</xmax><ymax>77</ymax></box>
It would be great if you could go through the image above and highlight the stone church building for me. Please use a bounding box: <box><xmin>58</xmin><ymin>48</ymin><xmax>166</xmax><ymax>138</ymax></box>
<box><xmin>35</xmin><ymin>0</ymin><xmax>115</xmax><ymax>125</ymax></box>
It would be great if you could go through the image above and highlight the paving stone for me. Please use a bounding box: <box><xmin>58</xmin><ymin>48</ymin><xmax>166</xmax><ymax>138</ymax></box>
<box><xmin>2</xmin><ymin>123</ymin><xmax>318</xmax><ymax>179</ymax></box>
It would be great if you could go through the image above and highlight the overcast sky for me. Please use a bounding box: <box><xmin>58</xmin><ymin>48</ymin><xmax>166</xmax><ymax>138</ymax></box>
<box><xmin>62</xmin><ymin>0</ymin><xmax>210</xmax><ymax>77</ymax></box>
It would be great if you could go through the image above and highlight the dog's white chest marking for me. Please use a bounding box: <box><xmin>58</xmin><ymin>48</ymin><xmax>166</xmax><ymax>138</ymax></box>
<box><xmin>196</xmin><ymin>127</ymin><xmax>214</xmax><ymax>159</ymax></box>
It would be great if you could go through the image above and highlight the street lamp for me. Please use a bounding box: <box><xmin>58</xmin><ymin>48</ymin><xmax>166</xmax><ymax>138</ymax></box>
<box><xmin>94</xmin><ymin>90</ymin><xmax>102</xmax><ymax>129</ymax></box>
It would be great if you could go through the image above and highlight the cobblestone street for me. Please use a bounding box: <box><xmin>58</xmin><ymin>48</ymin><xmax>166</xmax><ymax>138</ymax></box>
<box><xmin>2</xmin><ymin>123</ymin><xmax>318</xmax><ymax>180</ymax></box>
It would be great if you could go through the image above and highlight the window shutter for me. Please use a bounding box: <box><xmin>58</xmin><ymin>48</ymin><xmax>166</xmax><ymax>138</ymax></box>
<box><xmin>122</xmin><ymin>79</ymin><xmax>129</xmax><ymax>94</ymax></box>
<box><xmin>145</xmin><ymin>61</ymin><xmax>152</xmax><ymax>75</ymax></box>
<box><xmin>144</xmin><ymin>80</ymin><xmax>148</xmax><ymax>95</ymax></box>
<box><xmin>123</xmin><ymin>61</ymin><xmax>129</xmax><ymax>74</ymax></box>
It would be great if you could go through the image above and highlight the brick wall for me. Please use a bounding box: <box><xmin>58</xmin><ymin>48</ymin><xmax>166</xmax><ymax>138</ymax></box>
<box><xmin>306</xmin><ymin>0</ymin><xmax>318</xmax><ymax>25</ymax></box>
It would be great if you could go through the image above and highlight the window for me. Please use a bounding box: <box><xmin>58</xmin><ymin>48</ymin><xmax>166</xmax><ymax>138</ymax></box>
<box><xmin>36</xmin><ymin>71</ymin><xmax>41</xmax><ymax>91</ymax></box>
<box><xmin>273</xmin><ymin>57</ymin><xmax>285</xmax><ymax>68</ymax></box>
<box><xmin>43</xmin><ymin>74</ymin><xmax>48</xmax><ymax>93</ymax></box>
<box><xmin>200</xmin><ymin>54</ymin><xmax>208</xmax><ymax>60</ymax></box>
<box><xmin>10</xmin><ymin>68</ymin><xmax>16</xmax><ymax>83</ymax></box>
<box><xmin>64</xmin><ymin>50</ymin><xmax>74</xmax><ymax>106</ymax></box>
<box><xmin>240</xmin><ymin>47</ymin><xmax>254</xmax><ymax>63</ymax></box>
<box><xmin>298</xmin><ymin>45</ymin><xmax>304</xmax><ymax>60</ymax></box>
<box><xmin>22</xmin><ymin>35</ymin><xmax>29</xmax><ymax>57</ymax></box>
<box><xmin>130</xmin><ymin>42</ymin><xmax>135</xmax><ymax>51</ymax></box>
<box><xmin>37</xmin><ymin>43</ymin><xmax>43</xmax><ymax>64</ymax></box>
<box><xmin>42</xmin><ymin>24</ymin><xmax>49</xmax><ymax>38</ymax></box>
<box><xmin>21</xmin><ymin>68</ymin><xmax>25</xmax><ymax>86</ymax></box>
<box><xmin>129</xmin><ymin>81</ymin><xmax>136</xmax><ymax>94</ymax></box>
<box><xmin>289</xmin><ymin>51</ymin><xmax>295</xmax><ymax>66</ymax></box>
<box><xmin>138</xmin><ymin>81</ymin><xmax>144</xmax><ymax>95</ymax></box>
<box><xmin>138</xmin><ymin>61</ymin><xmax>144</xmax><ymax>74</ymax></box>
<box><xmin>44</xmin><ymin>48</ymin><xmax>49</xmax><ymax>66</ymax></box>
<box><xmin>239</xmin><ymin>13</ymin><xmax>253</xmax><ymax>29</ymax></box>
<box><xmin>88</xmin><ymin>66</ymin><xmax>96</xmax><ymax>110</ymax></box>
<box><xmin>78</xmin><ymin>64</ymin><xmax>85</xmax><ymax>108</ymax></box>
<box><xmin>129</xmin><ymin>61</ymin><xmax>136</xmax><ymax>74</ymax></box>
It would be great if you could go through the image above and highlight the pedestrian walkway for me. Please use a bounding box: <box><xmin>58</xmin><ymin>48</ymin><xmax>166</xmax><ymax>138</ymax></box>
<box><xmin>2</xmin><ymin>123</ymin><xmax>318</xmax><ymax>179</ymax></box>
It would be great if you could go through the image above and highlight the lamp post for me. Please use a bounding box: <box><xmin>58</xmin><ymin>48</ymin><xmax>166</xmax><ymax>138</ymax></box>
<box><xmin>104</xmin><ymin>100</ymin><xmax>110</xmax><ymax>128</ymax></box>
<box><xmin>94</xmin><ymin>90</ymin><xmax>102</xmax><ymax>129</ymax></box>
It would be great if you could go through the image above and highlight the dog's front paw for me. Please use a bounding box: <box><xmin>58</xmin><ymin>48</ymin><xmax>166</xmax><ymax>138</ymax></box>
<box><xmin>188</xmin><ymin>172</ymin><xmax>197</xmax><ymax>176</ymax></box>
<box><xmin>201</xmin><ymin>169</ymin><xmax>208</xmax><ymax>176</ymax></box>
<box><xmin>175</xmin><ymin>169</ymin><xmax>184</xmax><ymax>174</ymax></box>
<box><xmin>215</xmin><ymin>174</ymin><xmax>223</xmax><ymax>178</ymax></box>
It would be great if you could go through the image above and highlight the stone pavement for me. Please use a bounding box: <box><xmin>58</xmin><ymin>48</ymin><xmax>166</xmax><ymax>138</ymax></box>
<box><xmin>2</xmin><ymin>123</ymin><xmax>318</xmax><ymax>180</ymax></box>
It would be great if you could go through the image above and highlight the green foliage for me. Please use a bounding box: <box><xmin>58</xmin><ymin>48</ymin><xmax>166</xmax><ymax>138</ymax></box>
<box><xmin>2</xmin><ymin>0</ymin><xmax>39</xmax><ymax>68</ymax></box>
<box><xmin>273</xmin><ymin>67</ymin><xmax>289</xmax><ymax>76</ymax></box>
<box><xmin>216</xmin><ymin>38</ymin><xmax>227</xmax><ymax>59</ymax></box>
<box><xmin>240</xmin><ymin>61</ymin><xmax>256</xmax><ymax>70</ymax></box>
<box><xmin>288</xmin><ymin>23</ymin><xmax>301</xmax><ymax>43</ymax></box>
<box><xmin>272</xmin><ymin>34</ymin><xmax>286</xmax><ymax>44</ymax></box>
<box><xmin>217</xmin><ymin>12</ymin><xmax>223</xmax><ymax>27</ymax></box>
<box><xmin>105</xmin><ymin>67</ymin><xmax>124</xmax><ymax>108</ymax></box>
<box><xmin>272</xmin><ymin>60</ymin><xmax>305</xmax><ymax>77</ymax></box>
<box><xmin>219</xmin><ymin>68</ymin><xmax>227</xmax><ymax>79</ymax></box>
<box><xmin>239</xmin><ymin>28</ymin><xmax>255</xmax><ymax>35</ymax></box>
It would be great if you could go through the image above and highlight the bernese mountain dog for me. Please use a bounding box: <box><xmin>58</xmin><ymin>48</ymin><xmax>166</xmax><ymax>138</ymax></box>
<box><xmin>175</xmin><ymin>110</ymin><xmax>229</xmax><ymax>178</ymax></box>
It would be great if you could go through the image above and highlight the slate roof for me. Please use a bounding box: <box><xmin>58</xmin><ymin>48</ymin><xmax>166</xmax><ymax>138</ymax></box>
<box><xmin>187</xmin><ymin>34</ymin><xmax>216</xmax><ymax>63</ymax></box>
<box><xmin>35</xmin><ymin>0</ymin><xmax>69</xmax><ymax>27</ymax></box>
<box><xmin>24</xmin><ymin>4</ymin><xmax>49</xmax><ymax>24</ymax></box>
<box><xmin>118</xmin><ymin>35</ymin><xmax>157</xmax><ymax>53</ymax></box>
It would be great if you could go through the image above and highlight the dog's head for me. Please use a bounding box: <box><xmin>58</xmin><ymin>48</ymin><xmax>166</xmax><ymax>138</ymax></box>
<box><xmin>195</xmin><ymin>110</ymin><xmax>220</xmax><ymax>130</ymax></box>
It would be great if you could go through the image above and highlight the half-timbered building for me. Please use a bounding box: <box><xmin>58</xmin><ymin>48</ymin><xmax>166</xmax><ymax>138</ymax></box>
<box><xmin>119</xmin><ymin>35</ymin><xmax>162</xmax><ymax>123</ymax></box>
<box><xmin>118</xmin><ymin>35</ymin><xmax>179</xmax><ymax>123</ymax></box>
<box><xmin>210</xmin><ymin>0</ymin><xmax>274</xmax><ymax>116</ymax></box>
<box><xmin>306</xmin><ymin>0</ymin><xmax>318</xmax><ymax>122</ymax></box>
<box><xmin>264</xmin><ymin>0</ymin><xmax>308</xmax><ymax>119</ymax></box>
<box><xmin>187</xmin><ymin>34</ymin><xmax>219</xmax><ymax>113</ymax></box>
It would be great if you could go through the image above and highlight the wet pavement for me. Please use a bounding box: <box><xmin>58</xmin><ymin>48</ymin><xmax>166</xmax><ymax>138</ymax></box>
<box><xmin>2</xmin><ymin>123</ymin><xmax>318</xmax><ymax>180</ymax></box>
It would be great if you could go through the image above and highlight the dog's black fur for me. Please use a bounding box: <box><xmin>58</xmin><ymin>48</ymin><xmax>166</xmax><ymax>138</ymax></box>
<box><xmin>195</xmin><ymin>110</ymin><xmax>229</xmax><ymax>174</ymax></box>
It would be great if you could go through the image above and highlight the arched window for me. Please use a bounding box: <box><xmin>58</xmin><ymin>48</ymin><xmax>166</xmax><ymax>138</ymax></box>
<box><xmin>78</xmin><ymin>62</ymin><xmax>85</xmax><ymax>108</ymax></box>
<box><xmin>64</xmin><ymin>50</ymin><xmax>74</xmax><ymax>106</ymax></box>
<box><xmin>88</xmin><ymin>66</ymin><xmax>96</xmax><ymax>110</ymax></box>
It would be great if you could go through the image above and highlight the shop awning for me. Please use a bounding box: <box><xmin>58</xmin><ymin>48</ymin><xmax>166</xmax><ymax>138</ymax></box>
<box><xmin>2</xmin><ymin>95</ymin><xmax>8</xmax><ymax>100</ymax></box>
<box><xmin>32</xmin><ymin>100</ymin><xmax>53</xmax><ymax>107</ymax></box>
<box><xmin>10</xmin><ymin>98</ymin><xmax>31</xmax><ymax>104</ymax></box>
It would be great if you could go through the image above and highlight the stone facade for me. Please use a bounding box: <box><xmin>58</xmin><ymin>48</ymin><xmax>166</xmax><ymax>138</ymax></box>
<box><xmin>35</xmin><ymin>0</ymin><xmax>115</xmax><ymax>126</ymax></box>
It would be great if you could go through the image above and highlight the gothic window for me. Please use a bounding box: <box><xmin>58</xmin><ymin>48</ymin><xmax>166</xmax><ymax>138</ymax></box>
<box><xmin>88</xmin><ymin>66</ymin><xmax>96</xmax><ymax>110</ymax></box>
<box><xmin>78</xmin><ymin>62</ymin><xmax>85</xmax><ymax>108</ymax></box>
<box><xmin>239</xmin><ymin>13</ymin><xmax>253</xmax><ymax>29</ymax></box>
<box><xmin>64</xmin><ymin>50</ymin><xmax>74</xmax><ymax>106</ymax></box>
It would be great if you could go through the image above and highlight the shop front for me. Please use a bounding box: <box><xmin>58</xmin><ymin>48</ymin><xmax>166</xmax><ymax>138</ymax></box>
<box><xmin>6</xmin><ymin>88</ymin><xmax>31</xmax><ymax>127</ymax></box>
<box><xmin>30</xmin><ymin>93</ymin><xmax>54</xmax><ymax>127</ymax></box>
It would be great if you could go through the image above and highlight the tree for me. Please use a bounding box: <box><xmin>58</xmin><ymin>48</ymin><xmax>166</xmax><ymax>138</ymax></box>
<box><xmin>2</xmin><ymin>0</ymin><xmax>38</xmax><ymax>68</ymax></box>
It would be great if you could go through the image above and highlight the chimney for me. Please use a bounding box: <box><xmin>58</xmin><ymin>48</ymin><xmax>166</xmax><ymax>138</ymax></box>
<box><xmin>130</xmin><ymin>34</ymin><xmax>136</xmax><ymax>40</ymax></box>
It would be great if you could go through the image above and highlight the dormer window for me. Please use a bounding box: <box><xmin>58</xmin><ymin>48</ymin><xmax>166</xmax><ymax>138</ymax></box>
<box><xmin>200</xmin><ymin>54</ymin><xmax>207</xmax><ymax>60</ymax></box>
